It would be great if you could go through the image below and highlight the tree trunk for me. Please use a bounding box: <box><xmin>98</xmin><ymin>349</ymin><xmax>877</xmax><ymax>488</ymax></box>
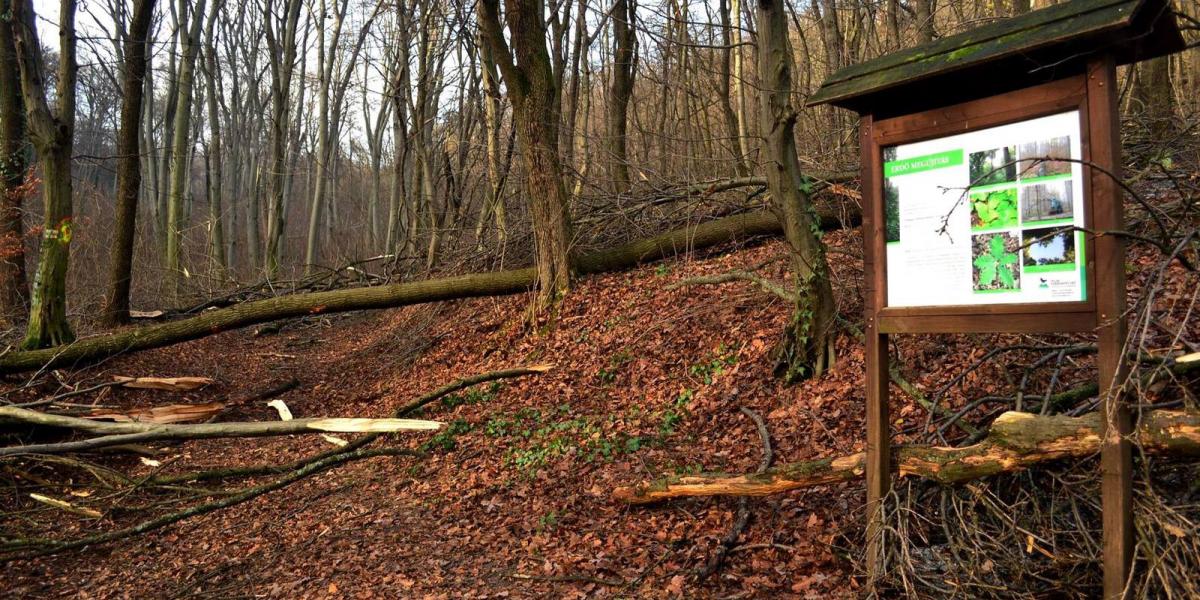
<box><xmin>475</xmin><ymin>25</ymin><xmax>507</xmax><ymax>250</ymax></box>
<box><xmin>478</xmin><ymin>0</ymin><xmax>574</xmax><ymax>312</ymax></box>
<box><xmin>608</xmin><ymin>0</ymin><xmax>636</xmax><ymax>193</ymax></box>
<box><xmin>263</xmin><ymin>0</ymin><xmax>303</xmax><ymax>279</ymax></box>
<box><xmin>203</xmin><ymin>0</ymin><xmax>226</xmax><ymax>277</ymax></box>
<box><xmin>102</xmin><ymin>0</ymin><xmax>156</xmax><ymax>326</ymax></box>
<box><xmin>11</xmin><ymin>0</ymin><xmax>78</xmax><ymax>349</ymax></box>
<box><xmin>0</xmin><ymin>207</ymin><xmax>855</xmax><ymax>373</ymax></box>
<box><xmin>0</xmin><ymin>0</ymin><xmax>30</xmax><ymax>323</ymax></box>
<box><xmin>165</xmin><ymin>0</ymin><xmax>208</xmax><ymax>295</ymax></box>
<box><xmin>756</xmin><ymin>0</ymin><xmax>837</xmax><ymax>382</ymax></box>
<box><xmin>884</xmin><ymin>0</ymin><xmax>900</xmax><ymax>49</ymax></box>
<box><xmin>613</xmin><ymin>409</ymin><xmax>1200</xmax><ymax>504</ymax></box>
<box><xmin>913</xmin><ymin>0</ymin><xmax>935</xmax><ymax>43</ymax></box>
<box><xmin>718</xmin><ymin>0</ymin><xmax>749</xmax><ymax>176</ymax></box>
<box><xmin>1135</xmin><ymin>56</ymin><xmax>1174</xmax><ymax>136</ymax></box>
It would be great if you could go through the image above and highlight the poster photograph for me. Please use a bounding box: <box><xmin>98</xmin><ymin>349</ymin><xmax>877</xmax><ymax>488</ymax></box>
<box><xmin>882</xmin><ymin>111</ymin><xmax>1087</xmax><ymax>308</ymax></box>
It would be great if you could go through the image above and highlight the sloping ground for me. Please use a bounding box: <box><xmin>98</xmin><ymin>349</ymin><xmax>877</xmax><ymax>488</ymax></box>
<box><xmin>2</xmin><ymin>227</ymin><xmax>1192</xmax><ymax>598</ymax></box>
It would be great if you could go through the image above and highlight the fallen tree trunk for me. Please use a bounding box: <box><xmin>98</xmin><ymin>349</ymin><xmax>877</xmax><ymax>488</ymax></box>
<box><xmin>612</xmin><ymin>409</ymin><xmax>1200</xmax><ymax>504</ymax></box>
<box><xmin>0</xmin><ymin>209</ymin><xmax>858</xmax><ymax>374</ymax></box>
<box><xmin>0</xmin><ymin>405</ymin><xmax>441</xmax><ymax>456</ymax></box>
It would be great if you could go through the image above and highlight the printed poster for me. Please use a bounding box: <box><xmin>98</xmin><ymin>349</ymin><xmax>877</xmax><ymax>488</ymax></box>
<box><xmin>883</xmin><ymin>111</ymin><xmax>1087</xmax><ymax>308</ymax></box>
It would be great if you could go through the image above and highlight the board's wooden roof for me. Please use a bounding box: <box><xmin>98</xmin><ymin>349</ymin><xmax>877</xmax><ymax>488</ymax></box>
<box><xmin>809</xmin><ymin>0</ymin><xmax>1184</xmax><ymax>114</ymax></box>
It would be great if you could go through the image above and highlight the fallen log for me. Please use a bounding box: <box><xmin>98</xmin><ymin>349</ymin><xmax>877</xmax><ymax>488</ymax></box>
<box><xmin>0</xmin><ymin>209</ymin><xmax>858</xmax><ymax>375</ymax></box>
<box><xmin>0</xmin><ymin>405</ymin><xmax>441</xmax><ymax>456</ymax></box>
<box><xmin>612</xmin><ymin>409</ymin><xmax>1200</xmax><ymax>504</ymax></box>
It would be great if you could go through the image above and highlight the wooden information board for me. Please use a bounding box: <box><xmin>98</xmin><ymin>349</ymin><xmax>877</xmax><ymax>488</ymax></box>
<box><xmin>809</xmin><ymin>2</ymin><xmax>1185</xmax><ymax>597</ymax></box>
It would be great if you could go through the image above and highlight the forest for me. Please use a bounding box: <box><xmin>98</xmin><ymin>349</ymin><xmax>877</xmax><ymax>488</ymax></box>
<box><xmin>1</xmin><ymin>0</ymin><xmax>1199</xmax><ymax>597</ymax></box>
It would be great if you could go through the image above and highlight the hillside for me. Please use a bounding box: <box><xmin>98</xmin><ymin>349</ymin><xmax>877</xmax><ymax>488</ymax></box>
<box><xmin>3</xmin><ymin>234</ymin><xmax>874</xmax><ymax>598</ymax></box>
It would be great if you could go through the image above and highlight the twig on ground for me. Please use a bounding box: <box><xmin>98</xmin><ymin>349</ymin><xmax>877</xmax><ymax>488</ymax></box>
<box><xmin>695</xmin><ymin>406</ymin><xmax>773</xmax><ymax>581</ymax></box>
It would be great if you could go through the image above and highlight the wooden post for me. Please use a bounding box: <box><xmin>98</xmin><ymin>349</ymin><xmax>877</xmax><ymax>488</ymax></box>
<box><xmin>860</xmin><ymin>114</ymin><xmax>891</xmax><ymax>583</ymax></box>
<box><xmin>1087</xmin><ymin>54</ymin><xmax>1133</xmax><ymax>600</ymax></box>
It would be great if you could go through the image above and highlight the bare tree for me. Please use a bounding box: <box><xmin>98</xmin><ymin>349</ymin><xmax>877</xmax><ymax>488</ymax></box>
<box><xmin>756</xmin><ymin>0</ymin><xmax>836</xmax><ymax>380</ymax></box>
<box><xmin>103</xmin><ymin>0</ymin><xmax>157</xmax><ymax>325</ymax></box>
<box><xmin>0</xmin><ymin>0</ymin><xmax>30</xmax><ymax>322</ymax></box>
<box><xmin>263</xmin><ymin>0</ymin><xmax>304</xmax><ymax>278</ymax></box>
<box><xmin>478</xmin><ymin>0</ymin><xmax>575</xmax><ymax>312</ymax></box>
<box><xmin>608</xmin><ymin>0</ymin><xmax>636</xmax><ymax>192</ymax></box>
<box><xmin>10</xmin><ymin>0</ymin><xmax>79</xmax><ymax>348</ymax></box>
<box><xmin>164</xmin><ymin>0</ymin><xmax>208</xmax><ymax>293</ymax></box>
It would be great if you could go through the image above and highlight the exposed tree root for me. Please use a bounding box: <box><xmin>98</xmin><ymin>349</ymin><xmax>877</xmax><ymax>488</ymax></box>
<box><xmin>612</xmin><ymin>409</ymin><xmax>1200</xmax><ymax>505</ymax></box>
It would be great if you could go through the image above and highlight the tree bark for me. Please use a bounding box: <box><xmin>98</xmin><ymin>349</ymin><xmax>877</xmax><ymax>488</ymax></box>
<box><xmin>913</xmin><ymin>0</ymin><xmax>935</xmax><ymax>43</ymax></box>
<box><xmin>11</xmin><ymin>0</ymin><xmax>78</xmax><ymax>349</ymax></box>
<box><xmin>718</xmin><ymin>0</ymin><xmax>749</xmax><ymax>176</ymax></box>
<box><xmin>103</xmin><ymin>0</ymin><xmax>157</xmax><ymax>326</ymax></box>
<box><xmin>263</xmin><ymin>0</ymin><xmax>304</xmax><ymax>278</ymax></box>
<box><xmin>608</xmin><ymin>0</ymin><xmax>636</xmax><ymax>193</ymax></box>
<box><xmin>203</xmin><ymin>0</ymin><xmax>226</xmax><ymax>276</ymax></box>
<box><xmin>0</xmin><ymin>0</ymin><xmax>30</xmax><ymax>323</ymax></box>
<box><xmin>165</xmin><ymin>0</ymin><xmax>208</xmax><ymax>294</ymax></box>
<box><xmin>1135</xmin><ymin>56</ymin><xmax>1174</xmax><ymax>136</ymax></box>
<box><xmin>478</xmin><ymin>0</ymin><xmax>574</xmax><ymax>312</ymax></box>
<box><xmin>0</xmin><ymin>208</ymin><xmax>855</xmax><ymax>373</ymax></box>
<box><xmin>613</xmin><ymin>409</ymin><xmax>1200</xmax><ymax>504</ymax></box>
<box><xmin>756</xmin><ymin>0</ymin><xmax>837</xmax><ymax>382</ymax></box>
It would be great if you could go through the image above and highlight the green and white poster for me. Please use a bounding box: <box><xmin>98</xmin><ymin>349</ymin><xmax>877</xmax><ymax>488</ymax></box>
<box><xmin>882</xmin><ymin>111</ymin><xmax>1086</xmax><ymax>308</ymax></box>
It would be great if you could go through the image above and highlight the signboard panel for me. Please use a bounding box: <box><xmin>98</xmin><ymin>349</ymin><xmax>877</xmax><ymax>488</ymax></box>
<box><xmin>882</xmin><ymin>111</ymin><xmax>1086</xmax><ymax>308</ymax></box>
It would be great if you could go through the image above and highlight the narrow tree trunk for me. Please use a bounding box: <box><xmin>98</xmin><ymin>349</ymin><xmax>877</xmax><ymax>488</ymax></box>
<box><xmin>717</xmin><ymin>0</ymin><xmax>749</xmax><ymax>176</ymax></box>
<box><xmin>263</xmin><ymin>0</ymin><xmax>303</xmax><ymax>279</ymax></box>
<box><xmin>731</xmin><ymin>0</ymin><xmax>752</xmax><ymax>167</ymax></box>
<box><xmin>203</xmin><ymin>0</ymin><xmax>226</xmax><ymax>276</ymax></box>
<box><xmin>757</xmin><ymin>0</ymin><xmax>837</xmax><ymax>382</ymax></box>
<box><xmin>0</xmin><ymin>0</ymin><xmax>30</xmax><ymax>323</ymax></box>
<box><xmin>608</xmin><ymin>0</ymin><xmax>636</xmax><ymax>193</ymax></box>
<box><xmin>913</xmin><ymin>0</ymin><xmax>935</xmax><ymax>43</ymax></box>
<box><xmin>1135</xmin><ymin>56</ymin><xmax>1174</xmax><ymax>137</ymax></box>
<box><xmin>165</xmin><ymin>0</ymin><xmax>208</xmax><ymax>295</ymax></box>
<box><xmin>103</xmin><ymin>0</ymin><xmax>156</xmax><ymax>326</ymax></box>
<box><xmin>475</xmin><ymin>25</ymin><xmax>506</xmax><ymax>250</ymax></box>
<box><xmin>885</xmin><ymin>0</ymin><xmax>899</xmax><ymax>49</ymax></box>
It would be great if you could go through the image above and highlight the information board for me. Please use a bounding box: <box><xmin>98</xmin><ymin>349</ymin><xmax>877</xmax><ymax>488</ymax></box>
<box><xmin>882</xmin><ymin>111</ymin><xmax>1086</xmax><ymax>308</ymax></box>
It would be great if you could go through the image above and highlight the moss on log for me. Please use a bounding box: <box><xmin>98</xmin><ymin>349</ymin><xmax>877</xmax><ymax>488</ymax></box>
<box><xmin>0</xmin><ymin>209</ymin><xmax>856</xmax><ymax>374</ymax></box>
<box><xmin>613</xmin><ymin>409</ymin><xmax>1200</xmax><ymax>504</ymax></box>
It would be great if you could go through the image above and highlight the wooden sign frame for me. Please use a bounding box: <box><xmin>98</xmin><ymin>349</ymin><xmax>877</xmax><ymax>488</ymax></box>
<box><xmin>858</xmin><ymin>55</ymin><xmax>1132</xmax><ymax>598</ymax></box>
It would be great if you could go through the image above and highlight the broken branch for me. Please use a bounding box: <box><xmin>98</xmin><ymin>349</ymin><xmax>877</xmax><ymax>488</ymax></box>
<box><xmin>613</xmin><ymin>409</ymin><xmax>1200</xmax><ymax>504</ymax></box>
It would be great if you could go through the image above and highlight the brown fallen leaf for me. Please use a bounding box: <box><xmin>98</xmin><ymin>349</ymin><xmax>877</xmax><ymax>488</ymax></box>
<box><xmin>112</xmin><ymin>376</ymin><xmax>214</xmax><ymax>391</ymax></box>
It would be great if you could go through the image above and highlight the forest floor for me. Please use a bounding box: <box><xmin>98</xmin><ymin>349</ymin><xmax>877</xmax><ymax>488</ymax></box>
<box><xmin>6</xmin><ymin>223</ymin><xmax>1178</xmax><ymax>599</ymax></box>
